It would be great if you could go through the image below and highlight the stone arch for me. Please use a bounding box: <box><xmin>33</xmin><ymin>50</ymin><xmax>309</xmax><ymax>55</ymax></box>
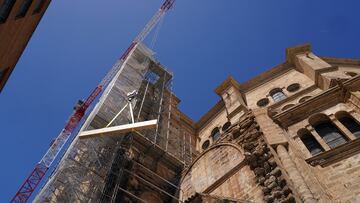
<box><xmin>281</xmin><ymin>104</ymin><xmax>295</xmax><ymax>111</ymax></box>
<box><xmin>299</xmin><ymin>96</ymin><xmax>311</xmax><ymax>103</ymax></box>
<box><xmin>335</xmin><ymin>111</ymin><xmax>360</xmax><ymax>137</ymax></box>
<box><xmin>180</xmin><ymin>143</ymin><xmax>247</xmax><ymax>200</ymax></box>
<box><xmin>182</xmin><ymin>143</ymin><xmax>244</xmax><ymax>179</ymax></box>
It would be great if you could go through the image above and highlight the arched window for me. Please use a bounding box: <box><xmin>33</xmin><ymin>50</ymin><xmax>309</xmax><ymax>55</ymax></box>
<box><xmin>298</xmin><ymin>129</ymin><xmax>324</xmax><ymax>156</ymax></box>
<box><xmin>222</xmin><ymin>121</ymin><xmax>231</xmax><ymax>131</ymax></box>
<box><xmin>269</xmin><ymin>88</ymin><xmax>287</xmax><ymax>102</ymax></box>
<box><xmin>309</xmin><ymin>114</ymin><xmax>348</xmax><ymax>149</ymax></box>
<box><xmin>335</xmin><ymin>111</ymin><xmax>360</xmax><ymax>137</ymax></box>
<box><xmin>281</xmin><ymin>104</ymin><xmax>295</xmax><ymax>111</ymax></box>
<box><xmin>202</xmin><ymin>140</ymin><xmax>210</xmax><ymax>150</ymax></box>
<box><xmin>299</xmin><ymin>96</ymin><xmax>311</xmax><ymax>103</ymax></box>
<box><xmin>211</xmin><ymin>127</ymin><xmax>220</xmax><ymax>141</ymax></box>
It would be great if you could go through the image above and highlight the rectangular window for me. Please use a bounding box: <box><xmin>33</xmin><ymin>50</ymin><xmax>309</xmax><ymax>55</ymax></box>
<box><xmin>0</xmin><ymin>0</ymin><xmax>16</xmax><ymax>23</ymax></box>
<box><xmin>32</xmin><ymin>0</ymin><xmax>45</xmax><ymax>14</ymax></box>
<box><xmin>16</xmin><ymin>0</ymin><xmax>33</xmax><ymax>18</ymax></box>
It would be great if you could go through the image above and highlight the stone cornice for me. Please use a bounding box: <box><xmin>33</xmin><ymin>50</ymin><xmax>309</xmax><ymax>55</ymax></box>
<box><xmin>214</xmin><ymin>76</ymin><xmax>240</xmax><ymax>95</ymax></box>
<box><xmin>321</xmin><ymin>57</ymin><xmax>360</xmax><ymax>66</ymax></box>
<box><xmin>306</xmin><ymin>138</ymin><xmax>360</xmax><ymax>167</ymax></box>
<box><xmin>240</xmin><ymin>63</ymin><xmax>293</xmax><ymax>92</ymax></box>
<box><xmin>179</xmin><ymin>111</ymin><xmax>196</xmax><ymax>129</ymax></box>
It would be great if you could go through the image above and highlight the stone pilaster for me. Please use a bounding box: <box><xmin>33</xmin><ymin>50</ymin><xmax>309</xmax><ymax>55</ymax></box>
<box><xmin>276</xmin><ymin>145</ymin><xmax>316</xmax><ymax>203</ymax></box>
<box><xmin>253</xmin><ymin>108</ymin><xmax>287</xmax><ymax>146</ymax></box>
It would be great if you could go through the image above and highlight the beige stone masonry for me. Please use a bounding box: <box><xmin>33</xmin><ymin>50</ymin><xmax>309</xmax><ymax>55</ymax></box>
<box><xmin>253</xmin><ymin>108</ymin><xmax>287</xmax><ymax>146</ymax></box>
<box><xmin>295</xmin><ymin>52</ymin><xmax>335</xmax><ymax>90</ymax></box>
<box><xmin>277</xmin><ymin>145</ymin><xmax>316</xmax><ymax>203</ymax></box>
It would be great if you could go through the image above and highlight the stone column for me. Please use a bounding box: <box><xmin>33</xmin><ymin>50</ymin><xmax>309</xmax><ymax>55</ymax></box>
<box><xmin>277</xmin><ymin>144</ymin><xmax>316</xmax><ymax>203</ymax></box>
<box><xmin>330</xmin><ymin>115</ymin><xmax>357</xmax><ymax>140</ymax></box>
<box><xmin>306</xmin><ymin>126</ymin><xmax>331</xmax><ymax>151</ymax></box>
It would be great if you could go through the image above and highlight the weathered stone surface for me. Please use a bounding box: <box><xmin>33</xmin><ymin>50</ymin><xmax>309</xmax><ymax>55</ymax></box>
<box><xmin>264</xmin><ymin>162</ymin><xmax>271</xmax><ymax>173</ymax></box>
<box><xmin>268</xmin><ymin>158</ymin><xmax>276</xmax><ymax>167</ymax></box>
<box><xmin>270</xmin><ymin>167</ymin><xmax>281</xmax><ymax>177</ymax></box>
<box><xmin>264</xmin><ymin>176</ymin><xmax>276</xmax><ymax>187</ymax></box>
<box><xmin>262</xmin><ymin>187</ymin><xmax>271</xmax><ymax>195</ymax></box>
<box><xmin>258</xmin><ymin>177</ymin><xmax>266</xmax><ymax>185</ymax></box>
<box><xmin>267</xmin><ymin>181</ymin><xmax>278</xmax><ymax>190</ymax></box>
<box><xmin>273</xmin><ymin>191</ymin><xmax>282</xmax><ymax>199</ymax></box>
<box><xmin>254</xmin><ymin>167</ymin><xmax>265</xmax><ymax>176</ymax></box>
<box><xmin>282</xmin><ymin>186</ymin><xmax>292</xmax><ymax>196</ymax></box>
<box><xmin>264</xmin><ymin>195</ymin><xmax>274</xmax><ymax>203</ymax></box>
<box><xmin>281</xmin><ymin>194</ymin><xmax>295</xmax><ymax>203</ymax></box>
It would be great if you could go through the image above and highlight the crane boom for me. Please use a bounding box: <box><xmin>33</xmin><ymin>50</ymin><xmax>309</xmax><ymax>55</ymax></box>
<box><xmin>11</xmin><ymin>0</ymin><xmax>175</xmax><ymax>202</ymax></box>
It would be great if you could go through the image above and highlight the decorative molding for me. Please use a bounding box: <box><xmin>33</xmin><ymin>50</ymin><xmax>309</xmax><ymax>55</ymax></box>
<box><xmin>271</xmin><ymin>76</ymin><xmax>360</xmax><ymax>127</ymax></box>
<box><xmin>306</xmin><ymin>138</ymin><xmax>360</xmax><ymax>167</ymax></box>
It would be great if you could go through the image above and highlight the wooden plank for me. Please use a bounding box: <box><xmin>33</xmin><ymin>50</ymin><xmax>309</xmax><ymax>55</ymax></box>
<box><xmin>79</xmin><ymin>119</ymin><xmax>158</xmax><ymax>139</ymax></box>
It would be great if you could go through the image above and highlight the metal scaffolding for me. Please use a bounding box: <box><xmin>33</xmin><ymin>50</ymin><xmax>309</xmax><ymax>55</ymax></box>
<box><xmin>34</xmin><ymin>43</ymin><xmax>193</xmax><ymax>202</ymax></box>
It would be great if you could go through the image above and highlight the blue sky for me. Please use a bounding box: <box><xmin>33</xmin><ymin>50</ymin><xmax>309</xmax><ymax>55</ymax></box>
<box><xmin>1</xmin><ymin>0</ymin><xmax>360</xmax><ymax>201</ymax></box>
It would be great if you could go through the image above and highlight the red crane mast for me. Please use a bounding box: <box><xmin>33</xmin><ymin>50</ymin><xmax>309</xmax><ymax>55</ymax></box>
<box><xmin>10</xmin><ymin>0</ymin><xmax>175</xmax><ymax>202</ymax></box>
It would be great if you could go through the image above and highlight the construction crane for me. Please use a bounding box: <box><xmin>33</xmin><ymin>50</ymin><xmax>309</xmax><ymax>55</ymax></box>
<box><xmin>10</xmin><ymin>0</ymin><xmax>175</xmax><ymax>202</ymax></box>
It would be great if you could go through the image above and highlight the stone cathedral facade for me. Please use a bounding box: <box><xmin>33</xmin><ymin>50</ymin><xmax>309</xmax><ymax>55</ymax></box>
<box><xmin>179</xmin><ymin>44</ymin><xmax>360</xmax><ymax>203</ymax></box>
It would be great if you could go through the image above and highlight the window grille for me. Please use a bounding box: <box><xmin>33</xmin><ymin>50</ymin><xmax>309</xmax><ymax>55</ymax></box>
<box><xmin>270</xmin><ymin>88</ymin><xmax>287</xmax><ymax>102</ymax></box>
<box><xmin>338</xmin><ymin>115</ymin><xmax>360</xmax><ymax>137</ymax></box>
<box><xmin>300</xmin><ymin>132</ymin><xmax>324</xmax><ymax>156</ymax></box>
<box><xmin>314</xmin><ymin>122</ymin><xmax>347</xmax><ymax>149</ymax></box>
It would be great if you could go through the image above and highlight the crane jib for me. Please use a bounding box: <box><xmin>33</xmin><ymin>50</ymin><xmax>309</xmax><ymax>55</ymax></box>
<box><xmin>10</xmin><ymin>0</ymin><xmax>176</xmax><ymax>202</ymax></box>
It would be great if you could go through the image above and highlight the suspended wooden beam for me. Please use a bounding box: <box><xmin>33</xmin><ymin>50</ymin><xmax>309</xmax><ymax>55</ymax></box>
<box><xmin>79</xmin><ymin>119</ymin><xmax>158</xmax><ymax>139</ymax></box>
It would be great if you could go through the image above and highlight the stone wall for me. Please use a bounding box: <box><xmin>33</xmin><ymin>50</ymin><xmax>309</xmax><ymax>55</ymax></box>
<box><xmin>245</xmin><ymin>69</ymin><xmax>315</xmax><ymax>109</ymax></box>
<box><xmin>182</xmin><ymin>111</ymin><xmax>297</xmax><ymax>203</ymax></box>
